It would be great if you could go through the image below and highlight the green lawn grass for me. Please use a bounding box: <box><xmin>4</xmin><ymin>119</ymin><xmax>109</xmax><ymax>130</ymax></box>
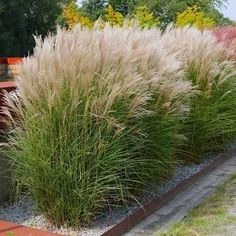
<box><xmin>157</xmin><ymin>173</ymin><xmax>236</xmax><ymax>236</ymax></box>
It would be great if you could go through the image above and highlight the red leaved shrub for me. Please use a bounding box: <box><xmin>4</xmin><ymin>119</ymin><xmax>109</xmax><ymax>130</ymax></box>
<box><xmin>213</xmin><ymin>27</ymin><xmax>236</xmax><ymax>59</ymax></box>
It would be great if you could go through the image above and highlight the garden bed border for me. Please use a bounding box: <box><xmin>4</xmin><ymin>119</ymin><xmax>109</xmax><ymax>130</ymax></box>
<box><xmin>102</xmin><ymin>149</ymin><xmax>236</xmax><ymax>236</ymax></box>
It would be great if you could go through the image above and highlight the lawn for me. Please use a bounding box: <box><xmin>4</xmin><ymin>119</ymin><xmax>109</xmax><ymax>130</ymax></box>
<box><xmin>158</xmin><ymin>173</ymin><xmax>236</xmax><ymax>236</ymax></box>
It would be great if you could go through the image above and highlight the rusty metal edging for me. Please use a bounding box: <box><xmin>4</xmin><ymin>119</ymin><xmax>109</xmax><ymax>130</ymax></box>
<box><xmin>101</xmin><ymin>149</ymin><xmax>236</xmax><ymax>236</ymax></box>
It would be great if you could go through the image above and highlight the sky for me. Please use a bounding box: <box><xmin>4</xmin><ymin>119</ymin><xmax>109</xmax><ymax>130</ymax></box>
<box><xmin>77</xmin><ymin>0</ymin><xmax>236</xmax><ymax>21</ymax></box>
<box><xmin>221</xmin><ymin>0</ymin><xmax>236</xmax><ymax>20</ymax></box>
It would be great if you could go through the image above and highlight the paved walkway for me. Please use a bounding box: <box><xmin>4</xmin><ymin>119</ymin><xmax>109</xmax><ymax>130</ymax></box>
<box><xmin>124</xmin><ymin>155</ymin><xmax>236</xmax><ymax>236</ymax></box>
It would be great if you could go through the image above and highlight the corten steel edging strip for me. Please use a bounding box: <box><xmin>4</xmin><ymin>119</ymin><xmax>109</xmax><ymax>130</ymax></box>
<box><xmin>0</xmin><ymin>220</ymin><xmax>60</xmax><ymax>236</ymax></box>
<box><xmin>0</xmin><ymin>82</ymin><xmax>17</xmax><ymax>129</ymax></box>
<box><xmin>0</xmin><ymin>81</ymin><xmax>16</xmax><ymax>90</ymax></box>
<box><xmin>102</xmin><ymin>149</ymin><xmax>236</xmax><ymax>236</ymax></box>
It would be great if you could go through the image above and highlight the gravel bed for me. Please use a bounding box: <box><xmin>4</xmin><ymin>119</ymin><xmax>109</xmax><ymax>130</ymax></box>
<box><xmin>0</xmin><ymin>152</ymin><xmax>224</xmax><ymax>236</ymax></box>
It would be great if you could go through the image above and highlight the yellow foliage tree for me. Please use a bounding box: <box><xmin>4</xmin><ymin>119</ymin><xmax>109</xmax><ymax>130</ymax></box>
<box><xmin>135</xmin><ymin>5</ymin><xmax>160</xmax><ymax>29</ymax></box>
<box><xmin>176</xmin><ymin>5</ymin><xmax>215</xmax><ymax>30</ymax></box>
<box><xmin>105</xmin><ymin>5</ymin><xmax>124</xmax><ymax>27</ymax></box>
<box><xmin>62</xmin><ymin>2</ymin><xmax>93</xmax><ymax>29</ymax></box>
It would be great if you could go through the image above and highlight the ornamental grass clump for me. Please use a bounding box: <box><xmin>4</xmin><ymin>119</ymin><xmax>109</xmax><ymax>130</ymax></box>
<box><xmin>162</xmin><ymin>26</ymin><xmax>236</xmax><ymax>162</ymax></box>
<box><xmin>126</xmin><ymin>28</ymin><xmax>193</xmax><ymax>177</ymax></box>
<box><xmin>2</xmin><ymin>25</ymin><xmax>191</xmax><ymax>226</ymax></box>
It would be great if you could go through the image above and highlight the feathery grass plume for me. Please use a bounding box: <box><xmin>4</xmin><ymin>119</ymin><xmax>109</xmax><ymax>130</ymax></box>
<box><xmin>162</xmin><ymin>26</ymin><xmax>236</xmax><ymax>162</ymax></box>
<box><xmin>3</xmin><ymin>26</ymin><xmax>150</xmax><ymax>226</ymax></box>
<box><xmin>2</xmin><ymin>24</ymin><xmax>192</xmax><ymax>226</ymax></box>
<box><xmin>124</xmin><ymin>26</ymin><xmax>193</xmax><ymax>177</ymax></box>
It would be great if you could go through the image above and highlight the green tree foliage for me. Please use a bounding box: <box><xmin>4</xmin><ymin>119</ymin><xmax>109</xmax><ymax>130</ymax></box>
<box><xmin>176</xmin><ymin>5</ymin><xmax>215</xmax><ymax>29</ymax></box>
<box><xmin>0</xmin><ymin>0</ymin><xmax>64</xmax><ymax>57</ymax></box>
<box><xmin>137</xmin><ymin>0</ymin><xmax>229</xmax><ymax>27</ymax></box>
<box><xmin>80</xmin><ymin>0</ymin><xmax>107</xmax><ymax>21</ymax></box>
<box><xmin>108</xmin><ymin>0</ymin><xmax>138</xmax><ymax>15</ymax></box>
<box><xmin>62</xmin><ymin>1</ymin><xmax>93</xmax><ymax>29</ymax></box>
<box><xmin>105</xmin><ymin>4</ymin><xmax>124</xmax><ymax>26</ymax></box>
<box><xmin>134</xmin><ymin>5</ymin><xmax>160</xmax><ymax>29</ymax></box>
<box><xmin>79</xmin><ymin>0</ymin><xmax>230</xmax><ymax>27</ymax></box>
<box><xmin>207</xmin><ymin>8</ymin><xmax>234</xmax><ymax>26</ymax></box>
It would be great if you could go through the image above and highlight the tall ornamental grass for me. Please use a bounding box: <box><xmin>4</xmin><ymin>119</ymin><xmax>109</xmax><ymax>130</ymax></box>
<box><xmin>2</xmin><ymin>25</ymin><xmax>192</xmax><ymax>226</ymax></box>
<box><xmin>3</xmin><ymin>24</ymin><xmax>236</xmax><ymax>227</ymax></box>
<box><xmin>162</xmin><ymin>27</ymin><xmax>236</xmax><ymax>161</ymax></box>
<box><xmin>128</xmin><ymin>28</ymin><xmax>193</xmax><ymax>176</ymax></box>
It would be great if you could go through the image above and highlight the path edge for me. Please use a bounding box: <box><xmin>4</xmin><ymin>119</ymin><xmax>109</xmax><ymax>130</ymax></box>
<box><xmin>101</xmin><ymin>148</ymin><xmax>236</xmax><ymax>236</ymax></box>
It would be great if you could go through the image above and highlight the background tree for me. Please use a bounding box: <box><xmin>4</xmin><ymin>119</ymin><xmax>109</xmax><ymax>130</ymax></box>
<box><xmin>134</xmin><ymin>5</ymin><xmax>160</xmax><ymax>29</ymax></box>
<box><xmin>105</xmin><ymin>4</ymin><xmax>124</xmax><ymax>26</ymax></box>
<box><xmin>0</xmin><ymin>0</ymin><xmax>64</xmax><ymax>57</ymax></box>
<box><xmin>206</xmin><ymin>8</ymin><xmax>233</xmax><ymax>26</ymax></box>
<box><xmin>176</xmin><ymin>5</ymin><xmax>215</xmax><ymax>29</ymax></box>
<box><xmin>108</xmin><ymin>0</ymin><xmax>138</xmax><ymax>15</ymax></box>
<box><xmin>62</xmin><ymin>1</ymin><xmax>93</xmax><ymax>28</ymax></box>
<box><xmin>79</xmin><ymin>0</ymin><xmax>231</xmax><ymax>27</ymax></box>
<box><xmin>137</xmin><ymin>0</ymin><xmax>230</xmax><ymax>27</ymax></box>
<box><xmin>80</xmin><ymin>0</ymin><xmax>107</xmax><ymax>21</ymax></box>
